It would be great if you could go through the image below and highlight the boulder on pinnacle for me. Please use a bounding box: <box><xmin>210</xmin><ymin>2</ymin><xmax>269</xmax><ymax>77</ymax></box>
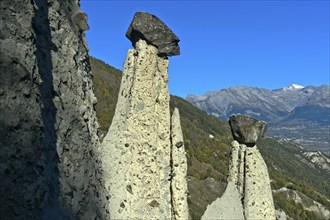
<box><xmin>126</xmin><ymin>12</ymin><xmax>180</xmax><ymax>57</ymax></box>
<box><xmin>229</xmin><ymin>114</ymin><xmax>267</xmax><ymax>146</ymax></box>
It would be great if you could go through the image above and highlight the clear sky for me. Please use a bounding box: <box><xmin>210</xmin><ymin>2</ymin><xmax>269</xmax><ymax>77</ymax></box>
<box><xmin>81</xmin><ymin>0</ymin><xmax>329</xmax><ymax>98</ymax></box>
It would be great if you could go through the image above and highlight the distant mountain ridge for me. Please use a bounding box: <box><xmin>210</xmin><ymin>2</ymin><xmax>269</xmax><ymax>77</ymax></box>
<box><xmin>186</xmin><ymin>84</ymin><xmax>329</xmax><ymax>120</ymax></box>
<box><xmin>186</xmin><ymin>84</ymin><xmax>330</xmax><ymax>154</ymax></box>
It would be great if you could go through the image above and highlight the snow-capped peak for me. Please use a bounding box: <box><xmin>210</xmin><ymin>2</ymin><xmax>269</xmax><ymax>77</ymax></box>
<box><xmin>282</xmin><ymin>84</ymin><xmax>304</xmax><ymax>91</ymax></box>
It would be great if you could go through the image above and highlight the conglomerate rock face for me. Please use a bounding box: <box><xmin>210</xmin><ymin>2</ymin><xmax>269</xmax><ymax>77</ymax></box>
<box><xmin>101</xmin><ymin>39</ymin><xmax>188</xmax><ymax>219</ymax></box>
<box><xmin>0</xmin><ymin>0</ymin><xmax>109</xmax><ymax>219</ymax></box>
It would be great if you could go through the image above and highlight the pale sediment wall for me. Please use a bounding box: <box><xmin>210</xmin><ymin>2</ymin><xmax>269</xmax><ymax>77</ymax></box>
<box><xmin>101</xmin><ymin>39</ymin><xmax>172</xmax><ymax>219</ymax></box>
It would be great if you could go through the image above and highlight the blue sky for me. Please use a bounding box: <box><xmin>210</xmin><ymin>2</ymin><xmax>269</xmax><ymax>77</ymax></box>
<box><xmin>81</xmin><ymin>0</ymin><xmax>329</xmax><ymax>98</ymax></box>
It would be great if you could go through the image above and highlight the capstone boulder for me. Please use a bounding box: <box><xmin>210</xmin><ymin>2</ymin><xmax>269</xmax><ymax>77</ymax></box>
<box><xmin>229</xmin><ymin>114</ymin><xmax>267</xmax><ymax>146</ymax></box>
<box><xmin>126</xmin><ymin>12</ymin><xmax>180</xmax><ymax>57</ymax></box>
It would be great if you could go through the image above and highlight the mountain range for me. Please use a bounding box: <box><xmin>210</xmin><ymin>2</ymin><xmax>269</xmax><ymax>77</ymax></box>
<box><xmin>186</xmin><ymin>84</ymin><xmax>330</xmax><ymax>155</ymax></box>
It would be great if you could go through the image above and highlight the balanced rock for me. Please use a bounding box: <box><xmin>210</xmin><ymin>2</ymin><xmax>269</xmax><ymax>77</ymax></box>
<box><xmin>126</xmin><ymin>12</ymin><xmax>180</xmax><ymax>57</ymax></box>
<box><xmin>227</xmin><ymin>114</ymin><xmax>276</xmax><ymax>219</ymax></box>
<box><xmin>229</xmin><ymin>114</ymin><xmax>267</xmax><ymax>146</ymax></box>
<box><xmin>220</xmin><ymin>114</ymin><xmax>276</xmax><ymax>219</ymax></box>
<box><xmin>101</xmin><ymin>39</ymin><xmax>172</xmax><ymax>219</ymax></box>
<box><xmin>101</xmin><ymin>39</ymin><xmax>187</xmax><ymax>219</ymax></box>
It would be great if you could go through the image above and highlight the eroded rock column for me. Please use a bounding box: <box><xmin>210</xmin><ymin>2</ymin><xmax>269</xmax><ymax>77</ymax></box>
<box><xmin>202</xmin><ymin>114</ymin><xmax>275</xmax><ymax>220</ymax></box>
<box><xmin>101</xmin><ymin>12</ymin><xmax>187</xmax><ymax>219</ymax></box>
<box><xmin>244</xmin><ymin>144</ymin><xmax>275</xmax><ymax>219</ymax></box>
<box><xmin>171</xmin><ymin>108</ymin><xmax>189</xmax><ymax>220</ymax></box>
<box><xmin>228</xmin><ymin>140</ymin><xmax>246</xmax><ymax>197</ymax></box>
<box><xmin>229</xmin><ymin>114</ymin><xmax>276</xmax><ymax>220</ymax></box>
<box><xmin>101</xmin><ymin>39</ymin><xmax>172</xmax><ymax>219</ymax></box>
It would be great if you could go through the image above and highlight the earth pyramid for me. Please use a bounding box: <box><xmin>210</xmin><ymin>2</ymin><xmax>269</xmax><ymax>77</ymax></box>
<box><xmin>202</xmin><ymin>114</ymin><xmax>276</xmax><ymax>220</ymax></box>
<box><xmin>100</xmin><ymin>12</ymin><xmax>188</xmax><ymax>219</ymax></box>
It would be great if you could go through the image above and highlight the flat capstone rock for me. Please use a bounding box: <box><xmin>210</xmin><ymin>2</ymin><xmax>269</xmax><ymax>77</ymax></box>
<box><xmin>228</xmin><ymin>114</ymin><xmax>267</xmax><ymax>146</ymax></box>
<box><xmin>126</xmin><ymin>12</ymin><xmax>180</xmax><ymax>57</ymax></box>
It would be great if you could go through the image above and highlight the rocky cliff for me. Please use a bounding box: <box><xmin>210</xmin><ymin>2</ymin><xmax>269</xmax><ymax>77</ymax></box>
<box><xmin>186</xmin><ymin>85</ymin><xmax>330</xmax><ymax>122</ymax></box>
<box><xmin>202</xmin><ymin>114</ymin><xmax>276</xmax><ymax>220</ymax></box>
<box><xmin>100</xmin><ymin>12</ymin><xmax>188</xmax><ymax>219</ymax></box>
<box><xmin>0</xmin><ymin>0</ymin><xmax>109</xmax><ymax>219</ymax></box>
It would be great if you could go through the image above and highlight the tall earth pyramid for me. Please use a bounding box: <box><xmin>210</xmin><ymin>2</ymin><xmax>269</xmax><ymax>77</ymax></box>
<box><xmin>228</xmin><ymin>114</ymin><xmax>276</xmax><ymax>219</ymax></box>
<box><xmin>101</xmin><ymin>12</ymin><xmax>188</xmax><ymax>219</ymax></box>
<box><xmin>202</xmin><ymin>114</ymin><xmax>276</xmax><ymax>220</ymax></box>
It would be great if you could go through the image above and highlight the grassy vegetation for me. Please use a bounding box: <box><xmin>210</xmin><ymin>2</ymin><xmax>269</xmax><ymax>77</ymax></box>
<box><xmin>90</xmin><ymin>56</ymin><xmax>330</xmax><ymax>219</ymax></box>
<box><xmin>273</xmin><ymin>192</ymin><xmax>323</xmax><ymax>220</ymax></box>
<box><xmin>258</xmin><ymin>138</ymin><xmax>330</xmax><ymax>211</ymax></box>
